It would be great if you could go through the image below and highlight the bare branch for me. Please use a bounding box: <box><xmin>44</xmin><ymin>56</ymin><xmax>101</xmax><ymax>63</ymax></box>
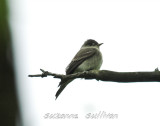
<box><xmin>28</xmin><ymin>68</ymin><xmax>160</xmax><ymax>83</ymax></box>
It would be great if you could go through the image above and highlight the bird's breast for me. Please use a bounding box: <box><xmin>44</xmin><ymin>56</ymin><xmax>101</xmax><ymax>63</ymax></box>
<box><xmin>74</xmin><ymin>50</ymin><xmax>103</xmax><ymax>73</ymax></box>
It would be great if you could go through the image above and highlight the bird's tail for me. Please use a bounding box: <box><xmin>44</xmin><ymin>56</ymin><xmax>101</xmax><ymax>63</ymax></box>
<box><xmin>55</xmin><ymin>79</ymin><xmax>73</xmax><ymax>100</ymax></box>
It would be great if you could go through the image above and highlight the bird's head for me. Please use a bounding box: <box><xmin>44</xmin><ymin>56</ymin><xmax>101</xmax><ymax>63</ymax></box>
<box><xmin>82</xmin><ymin>39</ymin><xmax>103</xmax><ymax>48</ymax></box>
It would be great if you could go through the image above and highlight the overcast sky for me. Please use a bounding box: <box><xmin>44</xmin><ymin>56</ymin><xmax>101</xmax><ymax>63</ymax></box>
<box><xmin>9</xmin><ymin>0</ymin><xmax>160</xmax><ymax>126</ymax></box>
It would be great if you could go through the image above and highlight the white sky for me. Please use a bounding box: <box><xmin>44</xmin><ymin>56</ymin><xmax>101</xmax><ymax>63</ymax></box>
<box><xmin>9</xmin><ymin>0</ymin><xmax>160</xmax><ymax>126</ymax></box>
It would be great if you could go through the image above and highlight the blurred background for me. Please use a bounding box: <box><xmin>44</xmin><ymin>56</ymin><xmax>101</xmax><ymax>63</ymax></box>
<box><xmin>0</xmin><ymin>0</ymin><xmax>20</xmax><ymax>125</ymax></box>
<box><xmin>1</xmin><ymin>0</ymin><xmax>160</xmax><ymax>126</ymax></box>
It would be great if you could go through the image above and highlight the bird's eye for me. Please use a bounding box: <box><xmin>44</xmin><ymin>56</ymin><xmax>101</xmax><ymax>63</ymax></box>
<box><xmin>92</xmin><ymin>43</ymin><xmax>95</xmax><ymax>46</ymax></box>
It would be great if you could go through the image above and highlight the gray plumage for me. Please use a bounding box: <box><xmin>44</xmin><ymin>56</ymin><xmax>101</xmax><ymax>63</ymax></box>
<box><xmin>55</xmin><ymin>39</ymin><xmax>103</xmax><ymax>99</ymax></box>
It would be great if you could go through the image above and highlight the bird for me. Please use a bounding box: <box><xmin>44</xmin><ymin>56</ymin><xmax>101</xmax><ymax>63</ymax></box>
<box><xmin>55</xmin><ymin>39</ymin><xmax>103</xmax><ymax>99</ymax></box>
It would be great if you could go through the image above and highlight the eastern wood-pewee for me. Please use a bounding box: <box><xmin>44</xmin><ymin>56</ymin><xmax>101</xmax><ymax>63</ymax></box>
<box><xmin>55</xmin><ymin>39</ymin><xmax>103</xmax><ymax>99</ymax></box>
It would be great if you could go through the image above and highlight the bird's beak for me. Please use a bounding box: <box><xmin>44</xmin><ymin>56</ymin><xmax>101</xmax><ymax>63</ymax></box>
<box><xmin>98</xmin><ymin>43</ymin><xmax>103</xmax><ymax>46</ymax></box>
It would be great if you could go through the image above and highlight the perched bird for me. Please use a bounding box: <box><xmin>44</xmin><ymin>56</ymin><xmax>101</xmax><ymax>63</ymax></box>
<box><xmin>55</xmin><ymin>39</ymin><xmax>103</xmax><ymax>99</ymax></box>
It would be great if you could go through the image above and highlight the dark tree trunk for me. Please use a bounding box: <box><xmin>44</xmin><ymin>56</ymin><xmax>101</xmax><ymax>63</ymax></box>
<box><xmin>0</xmin><ymin>0</ymin><xmax>21</xmax><ymax>125</ymax></box>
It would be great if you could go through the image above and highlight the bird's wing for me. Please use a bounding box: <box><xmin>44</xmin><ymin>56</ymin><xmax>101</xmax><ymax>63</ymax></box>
<box><xmin>56</xmin><ymin>48</ymin><xmax>96</xmax><ymax>99</ymax></box>
<box><xmin>66</xmin><ymin>48</ymin><xmax>96</xmax><ymax>74</ymax></box>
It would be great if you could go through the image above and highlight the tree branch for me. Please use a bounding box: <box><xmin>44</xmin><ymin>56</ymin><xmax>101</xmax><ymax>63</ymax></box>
<box><xmin>28</xmin><ymin>68</ymin><xmax>160</xmax><ymax>83</ymax></box>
